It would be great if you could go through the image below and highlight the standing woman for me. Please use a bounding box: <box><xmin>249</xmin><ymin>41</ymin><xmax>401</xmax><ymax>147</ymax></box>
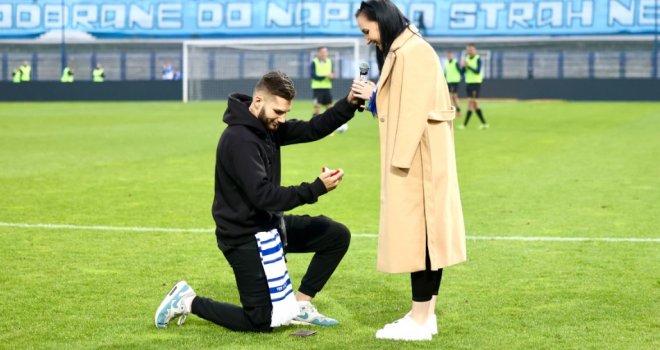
<box><xmin>352</xmin><ymin>0</ymin><xmax>467</xmax><ymax>341</ymax></box>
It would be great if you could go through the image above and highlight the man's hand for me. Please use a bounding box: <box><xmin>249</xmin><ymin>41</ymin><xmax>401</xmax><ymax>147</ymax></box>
<box><xmin>319</xmin><ymin>168</ymin><xmax>344</xmax><ymax>192</ymax></box>
<box><xmin>329</xmin><ymin>72</ymin><xmax>336</xmax><ymax>80</ymax></box>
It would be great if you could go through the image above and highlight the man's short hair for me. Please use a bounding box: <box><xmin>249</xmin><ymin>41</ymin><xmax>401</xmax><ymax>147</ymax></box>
<box><xmin>255</xmin><ymin>71</ymin><xmax>296</xmax><ymax>101</ymax></box>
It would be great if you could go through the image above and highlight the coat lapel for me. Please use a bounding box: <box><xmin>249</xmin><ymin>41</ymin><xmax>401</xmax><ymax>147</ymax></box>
<box><xmin>376</xmin><ymin>25</ymin><xmax>421</xmax><ymax>97</ymax></box>
<box><xmin>377</xmin><ymin>54</ymin><xmax>395</xmax><ymax>94</ymax></box>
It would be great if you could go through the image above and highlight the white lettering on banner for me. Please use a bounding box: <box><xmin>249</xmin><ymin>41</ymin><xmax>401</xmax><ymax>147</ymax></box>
<box><xmin>638</xmin><ymin>0</ymin><xmax>659</xmax><ymax>26</ymax></box>
<box><xmin>410</xmin><ymin>3</ymin><xmax>435</xmax><ymax>29</ymax></box>
<box><xmin>198</xmin><ymin>3</ymin><xmax>222</xmax><ymax>28</ymax></box>
<box><xmin>101</xmin><ymin>5</ymin><xmax>126</xmax><ymax>29</ymax></box>
<box><xmin>16</xmin><ymin>4</ymin><xmax>40</xmax><ymax>29</ymax></box>
<box><xmin>0</xmin><ymin>4</ymin><xmax>12</xmax><ymax>28</ymax></box>
<box><xmin>508</xmin><ymin>2</ymin><xmax>534</xmax><ymax>28</ymax></box>
<box><xmin>567</xmin><ymin>0</ymin><xmax>593</xmax><ymax>27</ymax></box>
<box><xmin>450</xmin><ymin>3</ymin><xmax>477</xmax><ymax>29</ymax></box>
<box><xmin>158</xmin><ymin>3</ymin><xmax>182</xmax><ymax>29</ymax></box>
<box><xmin>0</xmin><ymin>1</ymin><xmax>653</xmax><ymax>36</ymax></box>
<box><xmin>268</xmin><ymin>1</ymin><xmax>363</xmax><ymax>28</ymax></box>
<box><xmin>296</xmin><ymin>2</ymin><xmax>321</xmax><ymax>26</ymax></box>
<box><xmin>481</xmin><ymin>3</ymin><xmax>505</xmax><ymax>29</ymax></box>
<box><xmin>538</xmin><ymin>2</ymin><xmax>563</xmax><ymax>27</ymax></box>
<box><xmin>609</xmin><ymin>0</ymin><xmax>635</xmax><ymax>26</ymax></box>
<box><xmin>72</xmin><ymin>5</ymin><xmax>97</xmax><ymax>29</ymax></box>
<box><xmin>44</xmin><ymin>4</ymin><xmax>66</xmax><ymax>29</ymax></box>
<box><xmin>267</xmin><ymin>2</ymin><xmax>294</xmax><ymax>27</ymax></box>
<box><xmin>450</xmin><ymin>1</ymin><xmax>595</xmax><ymax>30</ymax></box>
<box><xmin>227</xmin><ymin>3</ymin><xmax>251</xmax><ymax>28</ymax></box>
<box><xmin>324</xmin><ymin>2</ymin><xmax>349</xmax><ymax>27</ymax></box>
<box><xmin>129</xmin><ymin>3</ymin><xmax>153</xmax><ymax>29</ymax></box>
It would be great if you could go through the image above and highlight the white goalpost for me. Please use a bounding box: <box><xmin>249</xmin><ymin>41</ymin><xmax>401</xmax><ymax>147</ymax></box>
<box><xmin>182</xmin><ymin>38</ymin><xmax>363</xmax><ymax>102</ymax></box>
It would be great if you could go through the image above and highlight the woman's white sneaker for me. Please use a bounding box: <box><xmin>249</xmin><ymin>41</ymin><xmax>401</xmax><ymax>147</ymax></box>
<box><xmin>403</xmin><ymin>311</ymin><xmax>437</xmax><ymax>335</ymax></box>
<box><xmin>375</xmin><ymin>315</ymin><xmax>432</xmax><ymax>341</ymax></box>
<box><xmin>427</xmin><ymin>314</ymin><xmax>438</xmax><ymax>335</ymax></box>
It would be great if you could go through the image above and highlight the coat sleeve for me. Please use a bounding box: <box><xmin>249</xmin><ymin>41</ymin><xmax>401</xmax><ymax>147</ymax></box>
<box><xmin>390</xmin><ymin>47</ymin><xmax>439</xmax><ymax>169</ymax></box>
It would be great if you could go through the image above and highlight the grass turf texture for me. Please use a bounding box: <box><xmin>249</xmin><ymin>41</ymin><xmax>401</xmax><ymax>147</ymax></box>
<box><xmin>0</xmin><ymin>100</ymin><xmax>658</xmax><ymax>349</ymax></box>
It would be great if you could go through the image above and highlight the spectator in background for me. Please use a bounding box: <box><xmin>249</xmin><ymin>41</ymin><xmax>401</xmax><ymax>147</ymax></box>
<box><xmin>20</xmin><ymin>60</ymin><xmax>31</xmax><ymax>82</ymax></box>
<box><xmin>12</xmin><ymin>65</ymin><xmax>21</xmax><ymax>83</ymax></box>
<box><xmin>173</xmin><ymin>68</ymin><xmax>182</xmax><ymax>80</ymax></box>
<box><xmin>162</xmin><ymin>62</ymin><xmax>174</xmax><ymax>80</ymax></box>
<box><xmin>311</xmin><ymin>47</ymin><xmax>347</xmax><ymax>133</ymax></box>
<box><xmin>460</xmin><ymin>43</ymin><xmax>489</xmax><ymax>129</ymax></box>
<box><xmin>310</xmin><ymin>47</ymin><xmax>335</xmax><ymax>117</ymax></box>
<box><xmin>92</xmin><ymin>63</ymin><xmax>105</xmax><ymax>82</ymax></box>
<box><xmin>445</xmin><ymin>51</ymin><xmax>463</xmax><ymax>119</ymax></box>
<box><xmin>61</xmin><ymin>65</ymin><xmax>74</xmax><ymax>83</ymax></box>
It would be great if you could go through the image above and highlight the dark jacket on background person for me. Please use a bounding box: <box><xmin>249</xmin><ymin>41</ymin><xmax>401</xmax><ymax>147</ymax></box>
<box><xmin>212</xmin><ymin>93</ymin><xmax>357</xmax><ymax>245</ymax></box>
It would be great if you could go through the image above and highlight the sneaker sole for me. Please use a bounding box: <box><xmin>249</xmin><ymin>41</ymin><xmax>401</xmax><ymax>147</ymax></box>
<box><xmin>288</xmin><ymin>319</ymin><xmax>338</xmax><ymax>326</ymax></box>
<box><xmin>154</xmin><ymin>281</ymin><xmax>188</xmax><ymax>329</ymax></box>
<box><xmin>375</xmin><ymin>333</ymin><xmax>432</xmax><ymax>341</ymax></box>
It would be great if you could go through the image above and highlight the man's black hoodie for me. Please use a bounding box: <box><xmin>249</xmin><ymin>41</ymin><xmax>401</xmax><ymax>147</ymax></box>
<box><xmin>212</xmin><ymin>93</ymin><xmax>358</xmax><ymax>245</ymax></box>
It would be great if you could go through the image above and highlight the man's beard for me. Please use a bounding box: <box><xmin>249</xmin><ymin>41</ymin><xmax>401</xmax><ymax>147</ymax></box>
<box><xmin>258</xmin><ymin>108</ymin><xmax>278</xmax><ymax>131</ymax></box>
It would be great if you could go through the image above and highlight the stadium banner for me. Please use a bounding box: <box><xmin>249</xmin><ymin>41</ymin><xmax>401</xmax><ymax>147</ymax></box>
<box><xmin>0</xmin><ymin>0</ymin><xmax>657</xmax><ymax>39</ymax></box>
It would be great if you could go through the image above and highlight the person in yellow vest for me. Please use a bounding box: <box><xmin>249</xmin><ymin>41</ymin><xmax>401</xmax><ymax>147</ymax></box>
<box><xmin>444</xmin><ymin>51</ymin><xmax>463</xmax><ymax>119</ymax></box>
<box><xmin>61</xmin><ymin>66</ymin><xmax>74</xmax><ymax>83</ymax></box>
<box><xmin>460</xmin><ymin>43</ymin><xmax>488</xmax><ymax>129</ymax></box>
<box><xmin>12</xmin><ymin>65</ymin><xmax>22</xmax><ymax>83</ymax></box>
<box><xmin>92</xmin><ymin>63</ymin><xmax>105</xmax><ymax>82</ymax></box>
<box><xmin>310</xmin><ymin>47</ymin><xmax>335</xmax><ymax>117</ymax></box>
<box><xmin>19</xmin><ymin>60</ymin><xmax>31</xmax><ymax>82</ymax></box>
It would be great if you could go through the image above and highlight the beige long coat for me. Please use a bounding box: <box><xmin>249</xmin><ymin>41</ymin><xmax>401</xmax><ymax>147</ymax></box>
<box><xmin>375</xmin><ymin>25</ymin><xmax>466</xmax><ymax>273</ymax></box>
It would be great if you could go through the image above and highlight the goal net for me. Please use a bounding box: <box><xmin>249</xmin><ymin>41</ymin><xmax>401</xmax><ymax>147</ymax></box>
<box><xmin>182</xmin><ymin>38</ymin><xmax>364</xmax><ymax>102</ymax></box>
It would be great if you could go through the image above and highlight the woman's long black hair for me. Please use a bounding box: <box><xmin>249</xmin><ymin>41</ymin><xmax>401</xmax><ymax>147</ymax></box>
<box><xmin>355</xmin><ymin>0</ymin><xmax>410</xmax><ymax>73</ymax></box>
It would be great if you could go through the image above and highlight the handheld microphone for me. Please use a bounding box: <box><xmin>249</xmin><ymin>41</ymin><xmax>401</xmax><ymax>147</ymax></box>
<box><xmin>357</xmin><ymin>61</ymin><xmax>370</xmax><ymax>112</ymax></box>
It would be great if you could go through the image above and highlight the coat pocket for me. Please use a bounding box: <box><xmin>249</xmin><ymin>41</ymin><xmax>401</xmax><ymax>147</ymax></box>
<box><xmin>428</xmin><ymin>107</ymin><xmax>456</xmax><ymax>122</ymax></box>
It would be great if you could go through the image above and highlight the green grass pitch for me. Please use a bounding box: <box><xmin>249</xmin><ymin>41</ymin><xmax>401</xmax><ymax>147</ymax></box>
<box><xmin>0</xmin><ymin>100</ymin><xmax>658</xmax><ymax>349</ymax></box>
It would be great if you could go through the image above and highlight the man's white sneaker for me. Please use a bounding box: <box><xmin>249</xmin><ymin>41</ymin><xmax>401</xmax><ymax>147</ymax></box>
<box><xmin>154</xmin><ymin>280</ymin><xmax>196</xmax><ymax>328</ymax></box>
<box><xmin>289</xmin><ymin>302</ymin><xmax>338</xmax><ymax>326</ymax></box>
<box><xmin>375</xmin><ymin>315</ymin><xmax>432</xmax><ymax>341</ymax></box>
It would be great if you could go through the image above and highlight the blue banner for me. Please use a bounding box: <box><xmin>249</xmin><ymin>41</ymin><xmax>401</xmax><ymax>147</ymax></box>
<box><xmin>0</xmin><ymin>0</ymin><xmax>657</xmax><ymax>39</ymax></box>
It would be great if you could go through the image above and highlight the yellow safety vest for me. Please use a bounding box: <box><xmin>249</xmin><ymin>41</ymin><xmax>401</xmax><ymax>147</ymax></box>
<box><xmin>61</xmin><ymin>67</ymin><xmax>74</xmax><ymax>83</ymax></box>
<box><xmin>20</xmin><ymin>65</ymin><xmax>31</xmax><ymax>82</ymax></box>
<box><xmin>12</xmin><ymin>69</ymin><xmax>21</xmax><ymax>83</ymax></box>
<box><xmin>93</xmin><ymin>68</ymin><xmax>104</xmax><ymax>82</ymax></box>
<box><xmin>445</xmin><ymin>59</ymin><xmax>462</xmax><ymax>83</ymax></box>
<box><xmin>311</xmin><ymin>57</ymin><xmax>332</xmax><ymax>89</ymax></box>
<box><xmin>464</xmin><ymin>55</ymin><xmax>483</xmax><ymax>84</ymax></box>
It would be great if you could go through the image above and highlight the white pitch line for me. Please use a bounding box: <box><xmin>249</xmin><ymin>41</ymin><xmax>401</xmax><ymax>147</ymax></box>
<box><xmin>0</xmin><ymin>222</ymin><xmax>208</xmax><ymax>233</ymax></box>
<box><xmin>466</xmin><ymin>235</ymin><xmax>660</xmax><ymax>243</ymax></box>
<box><xmin>0</xmin><ymin>222</ymin><xmax>658</xmax><ymax>243</ymax></box>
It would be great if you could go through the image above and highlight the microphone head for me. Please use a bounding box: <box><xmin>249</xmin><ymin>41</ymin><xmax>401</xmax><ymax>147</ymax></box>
<box><xmin>359</xmin><ymin>61</ymin><xmax>370</xmax><ymax>75</ymax></box>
